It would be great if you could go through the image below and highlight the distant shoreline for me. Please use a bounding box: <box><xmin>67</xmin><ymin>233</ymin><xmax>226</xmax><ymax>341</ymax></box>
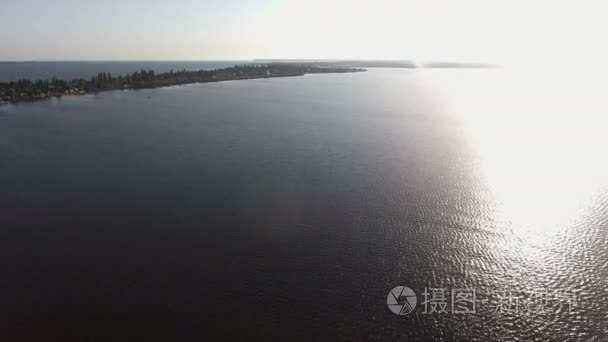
<box><xmin>0</xmin><ymin>64</ymin><xmax>365</xmax><ymax>105</ymax></box>
<box><xmin>0</xmin><ymin>59</ymin><xmax>498</xmax><ymax>68</ymax></box>
<box><xmin>254</xmin><ymin>59</ymin><xmax>498</xmax><ymax>69</ymax></box>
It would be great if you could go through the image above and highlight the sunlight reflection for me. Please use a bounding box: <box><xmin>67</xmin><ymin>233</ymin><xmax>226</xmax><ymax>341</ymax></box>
<box><xmin>439</xmin><ymin>68</ymin><xmax>608</xmax><ymax>246</ymax></box>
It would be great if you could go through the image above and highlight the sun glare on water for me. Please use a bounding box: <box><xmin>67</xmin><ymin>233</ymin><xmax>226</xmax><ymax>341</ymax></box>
<box><xmin>436</xmin><ymin>68</ymin><xmax>608</xmax><ymax>249</ymax></box>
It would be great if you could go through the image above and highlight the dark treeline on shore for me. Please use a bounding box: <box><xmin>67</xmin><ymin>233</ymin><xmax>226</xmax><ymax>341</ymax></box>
<box><xmin>0</xmin><ymin>64</ymin><xmax>365</xmax><ymax>104</ymax></box>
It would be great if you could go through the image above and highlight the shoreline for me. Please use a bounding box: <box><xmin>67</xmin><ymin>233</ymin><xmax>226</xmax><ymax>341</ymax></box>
<box><xmin>0</xmin><ymin>74</ymin><xmax>303</xmax><ymax>106</ymax></box>
<box><xmin>0</xmin><ymin>64</ymin><xmax>365</xmax><ymax>106</ymax></box>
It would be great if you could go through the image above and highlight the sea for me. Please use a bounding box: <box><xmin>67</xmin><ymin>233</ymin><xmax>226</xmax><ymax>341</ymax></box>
<box><xmin>0</xmin><ymin>64</ymin><xmax>606</xmax><ymax>341</ymax></box>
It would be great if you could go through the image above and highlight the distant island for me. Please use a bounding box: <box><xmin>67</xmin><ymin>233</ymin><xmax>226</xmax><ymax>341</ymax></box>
<box><xmin>254</xmin><ymin>59</ymin><xmax>498</xmax><ymax>69</ymax></box>
<box><xmin>0</xmin><ymin>64</ymin><xmax>365</xmax><ymax>105</ymax></box>
<box><xmin>256</xmin><ymin>60</ymin><xmax>418</xmax><ymax>68</ymax></box>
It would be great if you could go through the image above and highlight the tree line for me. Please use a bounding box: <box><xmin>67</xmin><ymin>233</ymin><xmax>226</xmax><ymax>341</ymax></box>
<box><xmin>1</xmin><ymin>64</ymin><xmax>364</xmax><ymax>104</ymax></box>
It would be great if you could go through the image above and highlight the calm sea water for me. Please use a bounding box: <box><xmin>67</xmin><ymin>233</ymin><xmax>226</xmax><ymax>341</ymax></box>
<box><xmin>0</xmin><ymin>69</ymin><xmax>606</xmax><ymax>341</ymax></box>
<box><xmin>0</xmin><ymin>61</ymin><xmax>248</xmax><ymax>81</ymax></box>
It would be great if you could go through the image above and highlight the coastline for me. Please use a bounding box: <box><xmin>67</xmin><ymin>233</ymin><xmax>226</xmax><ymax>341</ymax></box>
<box><xmin>0</xmin><ymin>64</ymin><xmax>365</xmax><ymax>105</ymax></box>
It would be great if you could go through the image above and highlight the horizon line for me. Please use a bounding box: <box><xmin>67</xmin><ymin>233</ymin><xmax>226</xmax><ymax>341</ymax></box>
<box><xmin>0</xmin><ymin>58</ymin><xmax>497</xmax><ymax>65</ymax></box>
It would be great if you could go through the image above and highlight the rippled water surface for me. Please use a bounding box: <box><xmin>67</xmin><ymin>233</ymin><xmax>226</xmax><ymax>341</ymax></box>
<box><xmin>0</xmin><ymin>69</ymin><xmax>606</xmax><ymax>340</ymax></box>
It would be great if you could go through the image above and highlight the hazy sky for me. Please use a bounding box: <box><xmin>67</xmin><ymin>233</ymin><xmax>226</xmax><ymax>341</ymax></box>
<box><xmin>1</xmin><ymin>0</ymin><xmax>605</xmax><ymax>65</ymax></box>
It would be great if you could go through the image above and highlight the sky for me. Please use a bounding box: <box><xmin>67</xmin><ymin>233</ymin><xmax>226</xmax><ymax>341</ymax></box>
<box><xmin>1</xmin><ymin>0</ymin><xmax>606</xmax><ymax>66</ymax></box>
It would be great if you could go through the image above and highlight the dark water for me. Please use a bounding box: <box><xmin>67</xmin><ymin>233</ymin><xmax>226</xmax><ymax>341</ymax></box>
<box><xmin>0</xmin><ymin>69</ymin><xmax>606</xmax><ymax>341</ymax></box>
<box><xmin>0</xmin><ymin>61</ymin><xmax>248</xmax><ymax>82</ymax></box>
